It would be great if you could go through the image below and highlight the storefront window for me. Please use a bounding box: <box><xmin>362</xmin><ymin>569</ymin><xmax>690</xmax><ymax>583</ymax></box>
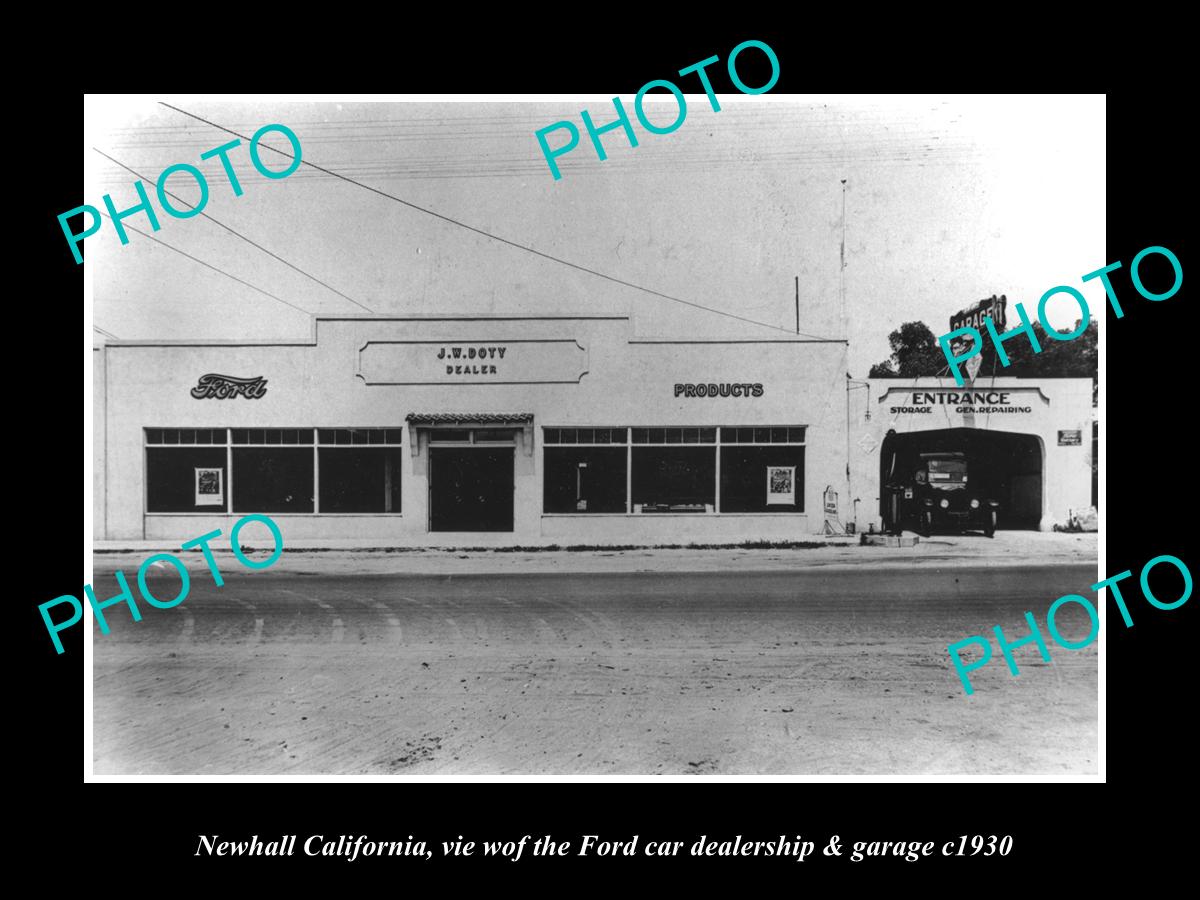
<box><xmin>146</xmin><ymin>446</ymin><xmax>229</xmax><ymax>512</ymax></box>
<box><xmin>632</xmin><ymin>447</ymin><xmax>716</xmax><ymax>512</ymax></box>
<box><xmin>319</xmin><ymin>448</ymin><xmax>403</xmax><ymax>513</ymax></box>
<box><xmin>542</xmin><ymin>426</ymin><xmax>805</xmax><ymax>515</ymax></box>
<box><xmin>720</xmin><ymin>445</ymin><xmax>806</xmax><ymax>512</ymax></box>
<box><xmin>147</xmin><ymin>428</ymin><xmax>407</xmax><ymax>516</ymax></box>
<box><xmin>232</xmin><ymin>448</ymin><xmax>314</xmax><ymax>513</ymax></box>
<box><xmin>544</xmin><ymin>447</ymin><xmax>627</xmax><ymax>513</ymax></box>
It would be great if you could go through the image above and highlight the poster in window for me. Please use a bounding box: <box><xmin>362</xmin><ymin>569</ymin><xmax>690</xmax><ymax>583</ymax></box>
<box><xmin>195</xmin><ymin>467</ymin><xmax>224</xmax><ymax>506</ymax></box>
<box><xmin>766</xmin><ymin>466</ymin><xmax>795</xmax><ymax>505</ymax></box>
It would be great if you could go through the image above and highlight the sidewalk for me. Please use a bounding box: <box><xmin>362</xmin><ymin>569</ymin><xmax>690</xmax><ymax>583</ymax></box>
<box><xmin>91</xmin><ymin>531</ymin><xmax>1098</xmax><ymax>576</ymax></box>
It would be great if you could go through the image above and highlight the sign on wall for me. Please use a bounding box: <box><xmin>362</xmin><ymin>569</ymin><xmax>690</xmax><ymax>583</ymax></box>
<box><xmin>766</xmin><ymin>466</ymin><xmax>795</xmax><ymax>505</ymax></box>
<box><xmin>878</xmin><ymin>386</ymin><xmax>1049</xmax><ymax>417</ymax></box>
<box><xmin>191</xmin><ymin>374</ymin><xmax>268</xmax><ymax>399</ymax></box>
<box><xmin>358</xmin><ymin>340</ymin><xmax>588</xmax><ymax>385</ymax></box>
<box><xmin>194</xmin><ymin>468</ymin><xmax>224</xmax><ymax>506</ymax></box>
<box><xmin>1058</xmin><ymin>429</ymin><xmax>1083</xmax><ymax>446</ymax></box>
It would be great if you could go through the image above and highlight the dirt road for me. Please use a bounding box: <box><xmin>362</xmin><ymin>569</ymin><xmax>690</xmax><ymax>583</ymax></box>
<box><xmin>92</xmin><ymin>564</ymin><xmax>1098</xmax><ymax>775</ymax></box>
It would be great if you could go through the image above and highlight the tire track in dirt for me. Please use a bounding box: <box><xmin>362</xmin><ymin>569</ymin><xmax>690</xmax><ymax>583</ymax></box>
<box><xmin>397</xmin><ymin>594</ymin><xmax>465</xmax><ymax>643</ymax></box>
<box><xmin>278</xmin><ymin>588</ymin><xmax>344</xmax><ymax>643</ymax></box>
<box><xmin>228</xmin><ymin>596</ymin><xmax>264</xmax><ymax>644</ymax></box>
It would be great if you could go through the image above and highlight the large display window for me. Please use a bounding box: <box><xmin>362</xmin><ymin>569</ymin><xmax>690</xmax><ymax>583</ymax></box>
<box><xmin>145</xmin><ymin>428</ymin><xmax>403</xmax><ymax>515</ymax></box>
<box><xmin>543</xmin><ymin>426</ymin><xmax>806</xmax><ymax>514</ymax></box>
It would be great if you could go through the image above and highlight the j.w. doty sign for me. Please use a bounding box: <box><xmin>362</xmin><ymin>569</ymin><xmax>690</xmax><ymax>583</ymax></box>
<box><xmin>191</xmin><ymin>374</ymin><xmax>268</xmax><ymax>399</ymax></box>
<box><xmin>358</xmin><ymin>340</ymin><xmax>588</xmax><ymax>385</ymax></box>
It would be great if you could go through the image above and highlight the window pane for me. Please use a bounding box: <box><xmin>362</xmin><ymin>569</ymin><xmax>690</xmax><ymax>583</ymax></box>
<box><xmin>368</xmin><ymin>429</ymin><xmax>384</xmax><ymax>444</ymax></box>
<box><xmin>162</xmin><ymin>429</ymin><xmax>179</xmax><ymax>445</ymax></box>
<box><xmin>232</xmin><ymin>447</ymin><xmax>314</xmax><ymax>512</ymax></box>
<box><xmin>593</xmin><ymin>428</ymin><xmax>611</xmax><ymax>444</ymax></box>
<box><xmin>385</xmin><ymin>429</ymin><xmax>404</xmax><ymax>445</ymax></box>
<box><xmin>282</xmin><ymin>429</ymin><xmax>298</xmax><ymax>444</ymax></box>
<box><xmin>146</xmin><ymin>428</ymin><xmax>163</xmax><ymax>444</ymax></box>
<box><xmin>266</xmin><ymin>429</ymin><xmax>282</xmax><ymax>444</ymax></box>
<box><xmin>574</xmin><ymin>428</ymin><xmax>592</xmax><ymax>444</ymax></box>
<box><xmin>351</xmin><ymin>429</ymin><xmax>369</xmax><ymax>445</ymax></box>
<box><xmin>319</xmin><ymin>448</ymin><xmax>401</xmax><ymax>513</ymax></box>
<box><xmin>788</xmin><ymin>427</ymin><xmax>807</xmax><ymax>443</ymax></box>
<box><xmin>700</xmin><ymin>427</ymin><xmax>717</xmax><ymax>443</ymax></box>
<box><xmin>559</xmin><ymin>428</ymin><xmax>577</xmax><ymax>445</ymax></box>
<box><xmin>232</xmin><ymin>429</ymin><xmax>248</xmax><ymax>444</ymax></box>
<box><xmin>720</xmin><ymin>445</ymin><xmax>805</xmax><ymax>512</ymax></box>
<box><xmin>682</xmin><ymin>428</ymin><xmax>700</xmax><ymax>444</ymax></box>
<box><xmin>631</xmin><ymin>428</ymin><xmax>648</xmax><ymax>444</ymax></box>
<box><xmin>336</xmin><ymin>429</ymin><xmax>353</xmax><ymax>445</ymax></box>
<box><xmin>753</xmin><ymin>427</ymin><xmax>770</xmax><ymax>443</ymax></box>
<box><xmin>544</xmin><ymin>428</ymin><xmax>560</xmax><ymax>444</ymax></box>
<box><xmin>197</xmin><ymin>430</ymin><xmax>213</xmax><ymax>445</ymax></box>
<box><xmin>475</xmin><ymin>429</ymin><xmax>516</xmax><ymax>442</ymax></box>
<box><xmin>737</xmin><ymin>427</ymin><xmax>754</xmax><ymax>443</ymax></box>
<box><xmin>248</xmin><ymin>429</ymin><xmax>265</xmax><ymax>444</ymax></box>
<box><xmin>544</xmin><ymin>447</ymin><xmax>627</xmax><ymax>513</ymax></box>
<box><xmin>297</xmin><ymin>429</ymin><xmax>313</xmax><ymax>444</ymax></box>
<box><xmin>632</xmin><ymin>447</ymin><xmax>715</xmax><ymax>511</ymax></box>
<box><xmin>177</xmin><ymin>429</ymin><xmax>194</xmax><ymax>444</ymax></box>
<box><xmin>429</xmin><ymin>429</ymin><xmax>470</xmax><ymax>442</ymax></box>
<box><xmin>146</xmin><ymin>447</ymin><xmax>228</xmax><ymax>512</ymax></box>
<box><xmin>771</xmin><ymin>427</ymin><xmax>789</xmax><ymax>443</ymax></box>
<box><xmin>318</xmin><ymin>429</ymin><xmax>336</xmax><ymax>444</ymax></box>
<box><xmin>648</xmin><ymin>428</ymin><xmax>666</xmax><ymax>444</ymax></box>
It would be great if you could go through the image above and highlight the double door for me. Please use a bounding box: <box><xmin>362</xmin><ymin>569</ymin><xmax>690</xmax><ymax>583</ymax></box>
<box><xmin>428</xmin><ymin>447</ymin><xmax>514</xmax><ymax>532</ymax></box>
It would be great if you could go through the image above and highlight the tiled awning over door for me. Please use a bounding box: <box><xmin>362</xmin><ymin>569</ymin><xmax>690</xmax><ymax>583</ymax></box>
<box><xmin>404</xmin><ymin>413</ymin><xmax>534</xmax><ymax>455</ymax></box>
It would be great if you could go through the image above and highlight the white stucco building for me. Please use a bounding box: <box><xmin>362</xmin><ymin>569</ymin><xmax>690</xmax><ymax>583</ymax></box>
<box><xmin>93</xmin><ymin>314</ymin><xmax>849</xmax><ymax>544</ymax></box>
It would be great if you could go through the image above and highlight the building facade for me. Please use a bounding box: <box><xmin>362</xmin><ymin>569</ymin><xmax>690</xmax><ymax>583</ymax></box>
<box><xmin>93</xmin><ymin>315</ymin><xmax>850</xmax><ymax>544</ymax></box>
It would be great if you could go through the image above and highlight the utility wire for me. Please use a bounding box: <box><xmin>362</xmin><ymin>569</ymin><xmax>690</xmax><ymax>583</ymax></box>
<box><xmin>93</xmin><ymin>325</ymin><xmax>119</xmax><ymax>339</ymax></box>
<box><xmin>159</xmin><ymin>102</ymin><xmax>843</xmax><ymax>343</ymax></box>
<box><xmin>102</xmin><ymin>214</ymin><xmax>312</xmax><ymax>316</ymax></box>
<box><xmin>93</xmin><ymin>148</ymin><xmax>374</xmax><ymax>313</ymax></box>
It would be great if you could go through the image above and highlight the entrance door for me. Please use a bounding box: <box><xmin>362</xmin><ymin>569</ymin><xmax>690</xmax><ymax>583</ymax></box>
<box><xmin>429</xmin><ymin>447</ymin><xmax>514</xmax><ymax>532</ymax></box>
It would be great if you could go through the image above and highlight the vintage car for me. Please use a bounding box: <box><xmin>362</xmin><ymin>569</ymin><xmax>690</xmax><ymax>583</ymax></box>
<box><xmin>881</xmin><ymin>448</ymin><xmax>1000</xmax><ymax>538</ymax></box>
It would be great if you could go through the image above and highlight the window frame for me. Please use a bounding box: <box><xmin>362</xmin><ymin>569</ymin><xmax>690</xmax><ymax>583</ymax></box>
<box><xmin>541</xmin><ymin>426</ymin><xmax>808</xmax><ymax>515</ymax></box>
<box><xmin>143</xmin><ymin>428</ymin><xmax>405</xmax><ymax>516</ymax></box>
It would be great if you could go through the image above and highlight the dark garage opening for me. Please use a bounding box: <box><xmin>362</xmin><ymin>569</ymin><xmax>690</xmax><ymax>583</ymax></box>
<box><xmin>429</xmin><ymin>447</ymin><xmax>514</xmax><ymax>532</ymax></box>
<box><xmin>879</xmin><ymin>428</ymin><xmax>1043</xmax><ymax>530</ymax></box>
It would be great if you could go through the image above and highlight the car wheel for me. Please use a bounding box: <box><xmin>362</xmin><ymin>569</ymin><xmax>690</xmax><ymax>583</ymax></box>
<box><xmin>984</xmin><ymin>509</ymin><xmax>997</xmax><ymax>538</ymax></box>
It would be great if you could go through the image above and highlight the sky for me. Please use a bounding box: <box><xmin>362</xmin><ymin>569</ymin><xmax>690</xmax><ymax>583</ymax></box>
<box><xmin>84</xmin><ymin>95</ymin><xmax>1105</xmax><ymax>376</ymax></box>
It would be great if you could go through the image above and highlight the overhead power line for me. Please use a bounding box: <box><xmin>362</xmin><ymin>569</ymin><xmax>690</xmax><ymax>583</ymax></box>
<box><xmin>102</xmin><ymin>214</ymin><xmax>313</xmax><ymax>316</ymax></box>
<box><xmin>93</xmin><ymin>148</ymin><xmax>374</xmax><ymax>313</ymax></box>
<box><xmin>159</xmin><ymin>102</ymin><xmax>842</xmax><ymax>342</ymax></box>
<box><xmin>93</xmin><ymin>325</ymin><xmax>119</xmax><ymax>339</ymax></box>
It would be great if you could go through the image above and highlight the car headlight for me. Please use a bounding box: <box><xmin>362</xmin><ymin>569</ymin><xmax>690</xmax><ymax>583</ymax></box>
<box><xmin>970</xmin><ymin>499</ymin><xmax>980</xmax><ymax>509</ymax></box>
<box><xmin>939</xmin><ymin>498</ymin><xmax>949</xmax><ymax>509</ymax></box>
